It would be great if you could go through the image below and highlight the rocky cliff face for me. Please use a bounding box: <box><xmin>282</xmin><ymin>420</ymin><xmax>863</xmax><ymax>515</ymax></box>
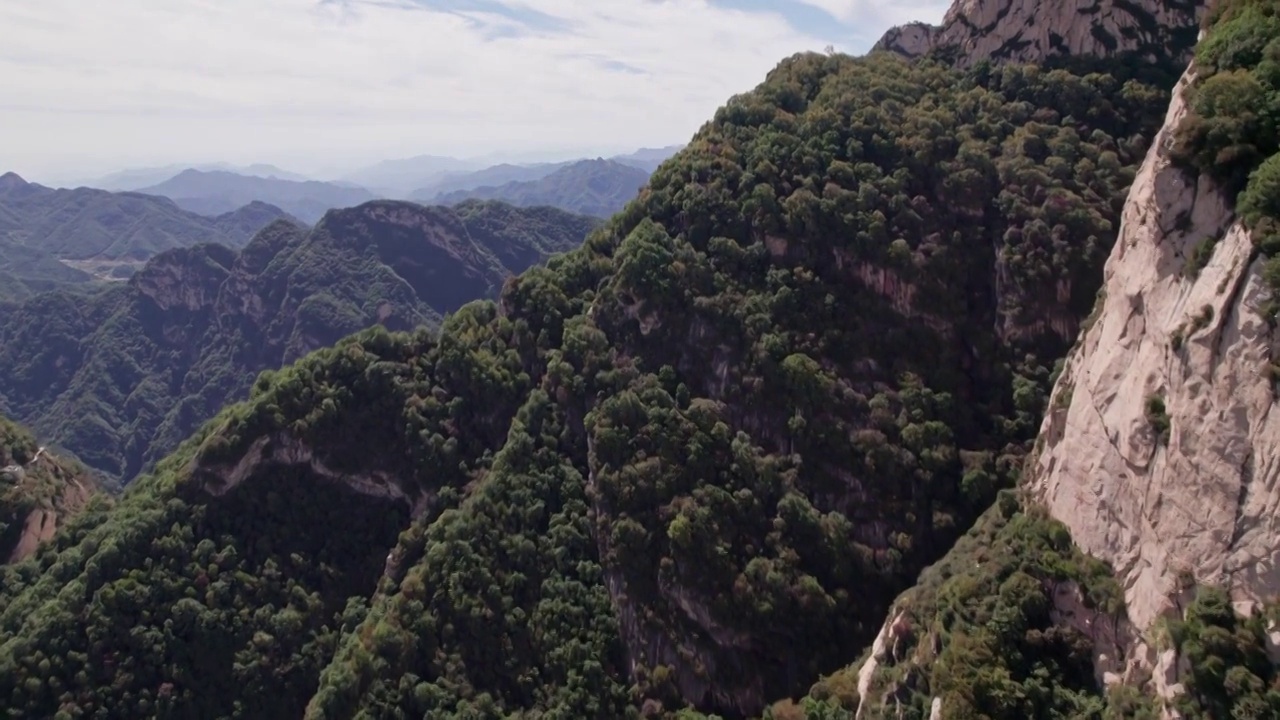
<box><xmin>0</xmin><ymin>416</ymin><xmax>103</xmax><ymax>564</ymax></box>
<box><xmin>1030</xmin><ymin>53</ymin><xmax>1279</xmax><ymax>663</ymax></box>
<box><xmin>133</xmin><ymin>243</ymin><xmax>238</xmax><ymax>313</ymax></box>
<box><xmin>877</xmin><ymin>0</ymin><xmax>1204</xmax><ymax>68</ymax></box>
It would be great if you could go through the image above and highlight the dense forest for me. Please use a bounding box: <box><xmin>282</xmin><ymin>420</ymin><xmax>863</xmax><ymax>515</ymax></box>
<box><xmin>0</xmin><ymin>199</ymin><xmax>596</xmax><ymax>483</ymax></box>
<box><xmin>0</xmin><ymin>36</ymin><xmax>1193</xmax><ymax>718</ymax></box>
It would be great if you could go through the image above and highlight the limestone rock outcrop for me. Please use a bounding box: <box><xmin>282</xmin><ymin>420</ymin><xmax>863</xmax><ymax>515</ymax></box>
<box><xmin>876</xmin><ymin>0</ymin><xmax>1204</xmax><ymax>68</ymax></box>
<box><xmin>1030</xmin><ymin>52</ymin><xmax>1280</xmax><ymax>661</ymax></box>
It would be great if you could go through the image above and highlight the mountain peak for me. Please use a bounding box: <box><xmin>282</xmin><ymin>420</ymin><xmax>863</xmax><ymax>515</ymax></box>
<box><xmin>876</xmin><ymin>0</ymin><xmax>1205</xmax><ymax>69</ymax></box>
<box><xmin>0</xmin><ymin>171</ymin><xmax>28</xmax><ymax>190</ymax></box>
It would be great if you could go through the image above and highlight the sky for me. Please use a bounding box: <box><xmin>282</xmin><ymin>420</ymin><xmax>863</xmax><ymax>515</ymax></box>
<box><xmin>0</xmin><ymin>0</ymin><xmax>950</xmax><ymax>184</ymax></box>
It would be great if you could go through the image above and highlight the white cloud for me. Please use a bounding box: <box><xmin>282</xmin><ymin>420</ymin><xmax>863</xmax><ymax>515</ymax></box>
<box><xmin>0</xmin><ymin>0</ymin><xmax>944</xmax><ymax>183</ymax></box>
<box><xmin>793</xmin><ymin>0</ymin><xmax>951</xmax><ymax>27</ymax></box>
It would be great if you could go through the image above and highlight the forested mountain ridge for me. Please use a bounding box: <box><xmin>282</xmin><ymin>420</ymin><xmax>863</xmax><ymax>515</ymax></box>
<box><xmin>0</xmin><ymin>199</ymin><xmax>595</xmax><ymax>484</ymax></box>
<box><xmin>0</xmin><ymin>172</ymin><xmax>299</xmax><ymax>297</ymax></box>
<box><xmin>0</xmin><ymin>173</ymin><xmax>298</xmax><ymax>261</ymax></box>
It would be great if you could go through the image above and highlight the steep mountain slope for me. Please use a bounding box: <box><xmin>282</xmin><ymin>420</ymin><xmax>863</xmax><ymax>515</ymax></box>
<box><xmin>0</xmin><ymin>34</ymin><xmax>1181</xmax><ymax>719</ymax></box>
<box><xmin>1029</xmin><ymin>0</ymin><xmax>1280</xmax><ymax>712</ymax></box>
<box><xmin>0</xmin><ymin>173</ymin><xmax>297</xmax><ymax>265</ymax></box>
<box><xmin>829</xmin><ymin>2</ymin><xmax>1280</xmax><ymax>719</ymax></box>
<box><xmin>437</xmin><ymin>158</ymin><xmax>651</xmax><ymax>217</ymax></box>
<box><xmin>0</xmin><ymin>415</ymin><xmax>105</xmax><ymax>565</ymax></box>
<box><xmin>138</xmin><ymin>169</ymin><xmax>377</xmax><ymax>223</ymax></box>
<box><xmin>0</xmin><ymin>200</ymin><xmax>594</xmax><ymax>483</ymax></box>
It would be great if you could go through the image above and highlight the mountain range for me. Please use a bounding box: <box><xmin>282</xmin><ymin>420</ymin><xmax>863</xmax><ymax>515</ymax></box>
<box><xmin>337</xmin><ymin>146</ymin><xmax>683</xmax><ymax>198</ymax></box>
<box><xmin>70</xmin><ymin>145</ymin><xmax>685</xmax><ymax>212</ymax></box>
<box><xmin>410</xmin><ymin>161</ymin><xmax>575</xmax><ymax>200</ymax></box>
<box><xmin>4</xmin><ymin>1</ymin><xmax>1270</xmax><ymax>719</ymax></box>
<box><xmin>427</xmin><ymin>158</ymin><xmax>652</xmax><ymax>217</ymax></box>
<box><xmin>82</xmin><ymin>162</ymin><xmax>311</xmax><ymax>191</ymax></box>
<box><xmin>0</xmin><ymin>199</ymin><xmax>597</xmax><ymax>482</ymax></box>
<box><xmin>0</xmin><ymin>172</ymin><xmax>297</xmax><ymax>300</ymax></box>
<box><xmin>137</xmin><ymin>169</ymin><xmax>376</xmax><ymax>223</ymax></box>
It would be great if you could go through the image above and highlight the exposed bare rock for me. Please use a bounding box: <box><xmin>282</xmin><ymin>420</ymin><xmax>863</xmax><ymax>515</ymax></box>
<box><xmin>876</xmin><ymin>23</ymin><xmax>942</xmax><ymax>59</ymax></box>
<box><xmin>132</xmin><ymin>244</ymin><xmax>235</xmax><ymax>313</ymax></box>
<box><xmin>855</xmin><ymin>611</ymin><xmax>904</xmax><ymax>719</ymax></box>
<box><xmin>192</xmin><ymin>432</ymin><xmax>433</xmax><ymax>518</ymax></box>
<box><xmin>876</xmin><ymin>0</ymin><xmax>1205</xmax><ymax>68</ymax></box>
<box><xmin>1047</xmin><ymin>579</ymin><xmax>1141</xmax><ymax>684</ymax></box>
<box><xmin>1029</xmin><ymin>58</ymin><xmax>1280</xmax><ymax>691</ymax></box>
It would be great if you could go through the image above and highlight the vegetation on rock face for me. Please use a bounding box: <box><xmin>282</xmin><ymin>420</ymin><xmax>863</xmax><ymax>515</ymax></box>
<box><xmin>0</xmin><ymin>200</ymin><xmax>594</xmax><ymax>483</ymax></box>
<box><xmin>0</xmin><ymin>46</ymin><xmax>1177</xmax><ymax>719</ymax></box>
<box><xmin>0</xmin><ymin>414</ymin><xmax>105</xmax><ymax>565</ymax></box>
<box><xmin>1172</xmin><ymin>0</ymin><xmax>1280</xmax><ymax>314</ymax></box>
<box><xmin>798</xmin><ymin>495</ymin><xmax>1134</xmax><ymax>720</ymax></box>
<box><xmin>1167</xmin><ymin>587</ymin><xmax>1280</xmax><ymax>719</ymax></box>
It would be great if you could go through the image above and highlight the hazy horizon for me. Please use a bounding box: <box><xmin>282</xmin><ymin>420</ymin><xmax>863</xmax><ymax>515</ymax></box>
<box><xmin>1</xmin><ymin>0</ymin><xmax>950</xmax><ymax>186</ymax></box>
<box><xmin>7</xmin><ymin>143</ymin><xmax>690</xmax><ymax>190</ymax></box>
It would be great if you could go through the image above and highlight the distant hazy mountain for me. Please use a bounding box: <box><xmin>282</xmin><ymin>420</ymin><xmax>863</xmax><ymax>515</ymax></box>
<box><xmin>406</xmin><ymin>147</ymin><xmax>680</xmax><ymax>206</ymax></box>
<box><xmin>0</xmin><ymin>198</ymin><xmax>597</xmax><ymax>481</ymax></box>
<box><xmin>609</xmin><ymin>145</ymin><xmax>685</xmax><ymax>172</ymax></box>
<box><xmin>138</xmin><ymin>169</ymin><xmax>375</xmax><ymax>223</ymax></box>
<box><xmin>237</xmin><ymin>164</ymin><xmax>311</xmax><ymax>182</ymax></box>
<box><xmin>83</xmin><ymin>163</ymin><xmax>311</xmax><ymax>191</ymax></box>
<box><xmin>338</xmin><ymin>155</ymin><xmax>482</xmax><ymax>196</ymax></box>
<box><xmin>0</xmin><ymin>172</ymin><xmax>297</xmax><ymax>299</ymax></box>
<box><xmin>435</xmin><ymin>158</ymin><xmax>650</xmax><ymax>217</ymax></box>
<box><xmin>409</xmin><ymin>161</ymin><xmax>572</xmax><ymax>202</ymax></box>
